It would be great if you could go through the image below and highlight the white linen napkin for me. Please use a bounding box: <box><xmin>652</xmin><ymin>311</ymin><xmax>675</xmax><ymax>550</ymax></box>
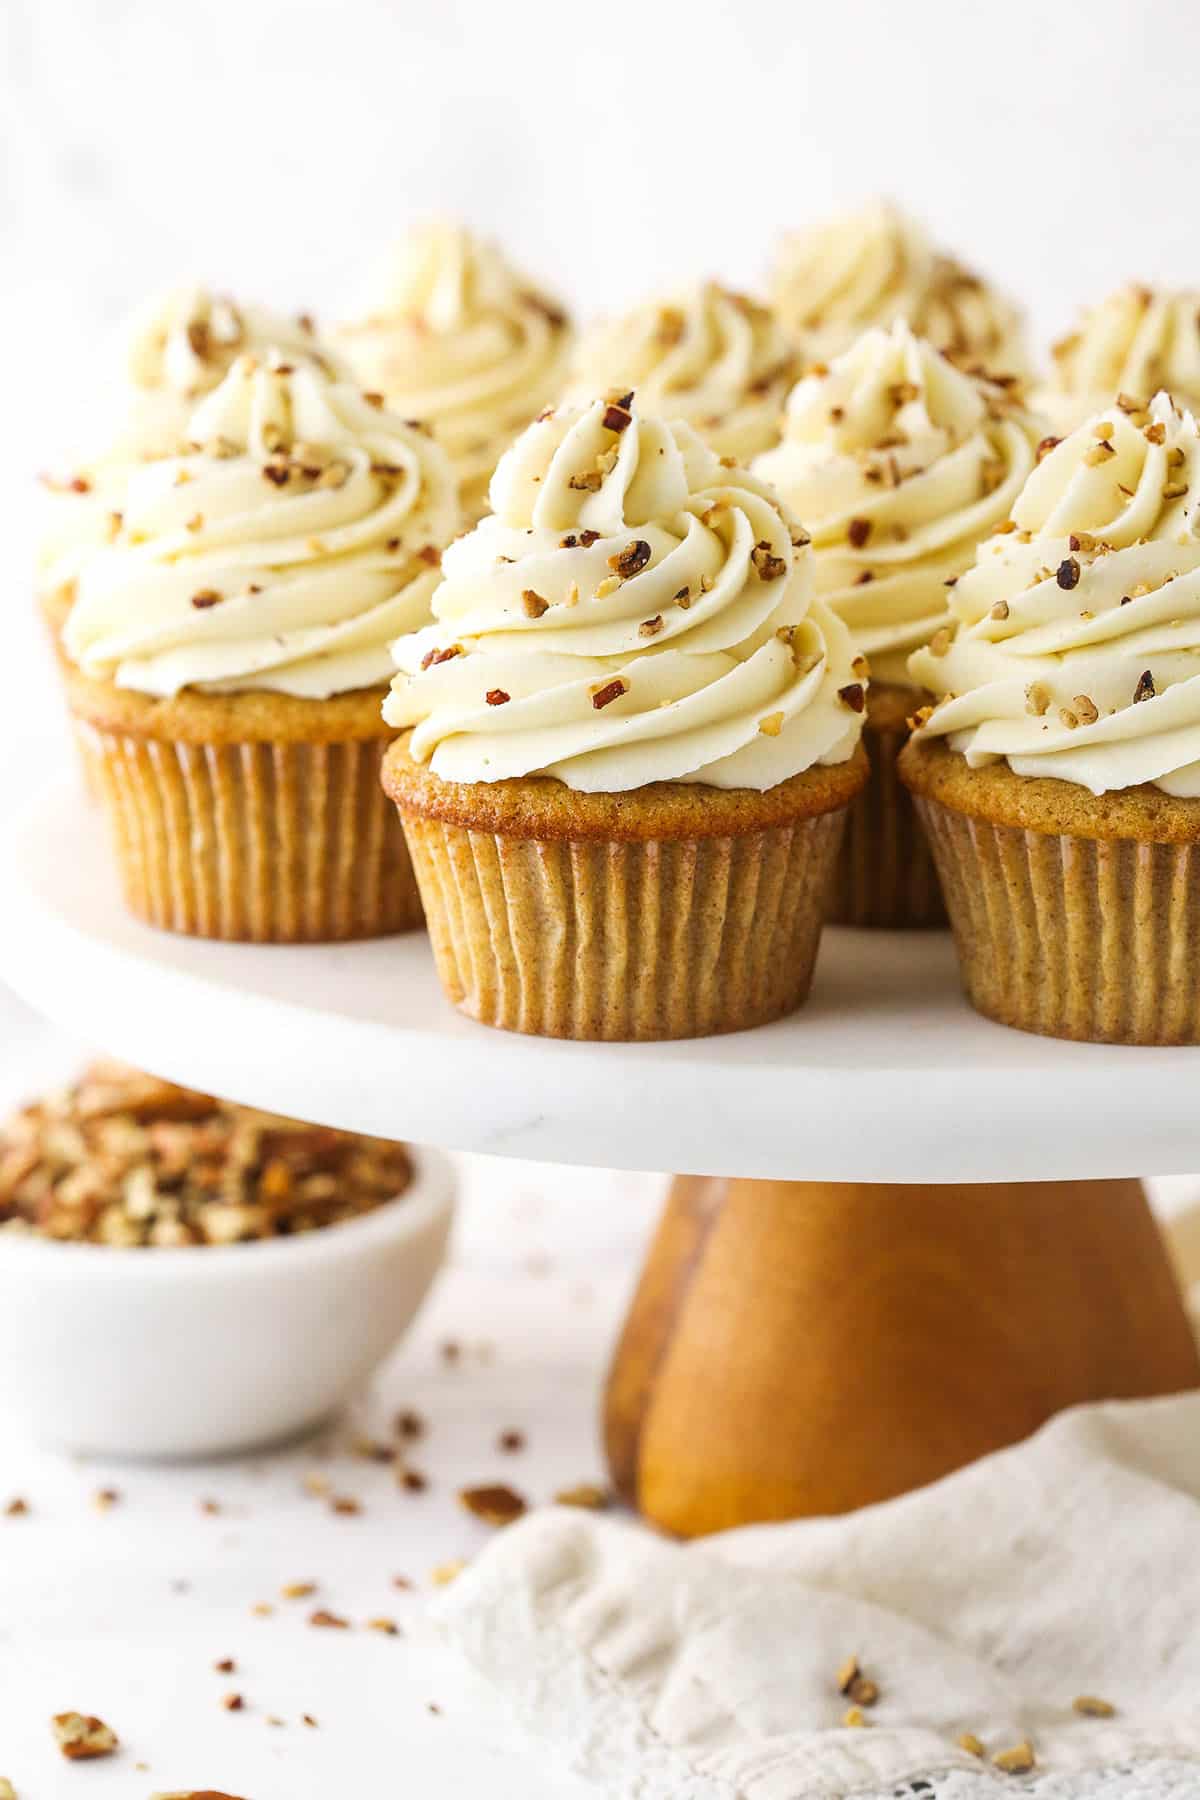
<box><xmin>432</xmin><ymin>1208</ymin><xmax>1200</xmax><ymax>1800</ymax></box>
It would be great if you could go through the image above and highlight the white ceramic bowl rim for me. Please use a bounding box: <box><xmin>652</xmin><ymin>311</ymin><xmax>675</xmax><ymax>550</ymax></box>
<box><xmin>0</xmin><ymin>1144</ymin><xmax>455</xmax><ymax>1280</ymax></box>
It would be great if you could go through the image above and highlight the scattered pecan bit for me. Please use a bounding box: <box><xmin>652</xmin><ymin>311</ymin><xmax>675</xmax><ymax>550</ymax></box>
<box><xmin>522</xmin><ymin>291</ymin><xmax>568</xmax><ymax>329</ymax></box>
<box><xmin>1083</xmin><ymin>442</ymin><xmax>1115</xmax><ymax>466</ymax></box>
<box><xmin>836</xmin><ymin>1656</ymin><xmax>862</xmax><ymax>1695</ymax></box>
<box><xmin>757</xmin><ymin>712</ymin><xmax>785</xmax><ymax>738</ymax></box>
<box><xmin>1036</xmin><ymin>435</ymin><xmax>1062</xmax><ymax>463</ymax></box>
<box><xmin>440</xmin><ymin>1340</ymin><xmax>461</xmax><ymax>1363</ymax></box>
<box><xmin>1026</xmin><ymin>682</ymin><xmax>1051</xmax><ymax>717</ymax></box>
<box><xmin>929</xmin><ymin>627</ymin><xmax>953</xmax><ymax>656</ymax></box>
<box><xmin>591</xmin><ymin>678</ymin><xmax>627</xmax><ymax>711</ymax></box>
<box><xmin>521</xmin><ymin>588</ymin><xmax>550</xmax><ymax>618</ymax></box>
<box><xmin>351</xmin><ymin>1435</ymin><xmax>394</xmax><ymax>1464</ymax></box>
<box><xmin>1056</xmin><ymin>557</ymin><xmax>1081</xmax><ymax>590</ymax></box>
<box><xmin>608</xmin><ymin>539</ymin><xmax>652</xmax><ymax>579</ymax></box>
<box><xmin>673</xmin><ymin>586</ymin><xmax>691</xmax><ymax>607</ymax></box>
<box><xmin>579</xmin><ymin>528</ymin><xmax>600</xmax><ymax>547</ymax></box>
<box><xmin>417</xmin><ymin>544</ymin><xmax>442</xmax><ymax>567</ymax></box>
<box><xmin>395</xmin><ymin>1408</ymin><xmax>426</xmax><ymax>1440</ymax></box>
<box><xmin>1073</xmin><ymin>694</ymin><xmax>1099</xmax><ymax>725</ymax></box>
<box><xmin>907</xmin><ymin>703</ymin><xmax>936</xmax><ymax>731</ymax></box>
<box><xmin>751</xmin><ymin>541</ymin><xmax>787</xmax><ymax>581</ymax></box>
<box><xmin>250</xmin><ymin>1603</ymin><xmax>273</xmax><ymax>1617</ymax></box>
<box><xmin>1058</xmin><ymin>707</ymin><xmax>1080</xmax><ymax>731</ymax></box>
<box><xmin>1073</xmin><ymin>1695</ymin><xmax>1116</xmax><ymax>1718</ymax></box>
<box><xmin>421</xmin><ymin>643</ymin><xmax>463</xmax><ymax>670</ymax></box>
<box><xmin>958</xmin><ymin>1733</ymin><xmax>986</xmax><ymax>1758</ymax></box>
<box><xmin>993</xmin><ymin>1741</ymin><xmax>1036</xmax><ymax>1775</ymax></box>
<box><xmin>302</xmin><ymin>1714</ymin><xmax>319</xmax><ymax>1728</ymax></box>
<box><xmin>261</xmin><ymin>461</ymin><xmax>290</xmax><ymax>487</ymax></box>
<box><xmin>1163</xmin><ymin>481</ymin><xmax>1189</xmax><ymax>500</ymax></box>
<box><xmin>52</xmin><ymin>1713</ymin><xmax>119</xmax><ymax>1761</ymax></box>
<box><xmin>851</xmin><ymin>653</ymin><xmax>869</xmax><ymax>679</ymax></box>
<box><xmin>367</xmin><ymin>1617</ymin><xmax>400</xmax><ymax>1635</ymax></box>
<box><xmin>363</xmin><ymin>391</ymin><xmax>385</xmax><ymax>409</ymax></box>
<box><xmin>4</xmin><ymin>1497</ymin><xmax>28</xmax><ymax>1518</ymax></box>
<box><xmin>1133</xmin><ymin>669</ymin><xmax>1156</xmax><ymax>704</ymax></box>
<box><xmin>486</xmin><ymin>688</ymin><xmax>511</xmax><ymax>706</ymax></box>
<box><xmin>430</xmin><ymin>1560</ymin><xmax>466</xmax><ymax>1587</ymax></box>
<box><xmin>214</xmin><ymin>1657</ymin><xmax>236</xmax><ymax>1673</ymax></box>
<box><xmin>199</xmin><ymin>1498</ymin><xmax>221</xmax><ymax>1516</ymax></box>
<box><xmin>594</xmin><ymin>575</ymin><xmax>622</xmax><ymax>598</ymax></box>
<box><xmin>837</xmin><ymin>682</ymin><xmax>866</xmax><ymax>713</ymax></box>
<box><xmin>221</xmin><ymin>1693</ymin><xmax>244</xmax><ymax>1713</ymax></box>
<box><xmin>330</xmin><ymin>1495</ymin><xmax>361</xmax><ymax>1517</ymax></box>
<box><xmin>846</xmin><ymin>517</ymin><xmax>872</xmax><ymax>549</ymax></box>
<box><xmin>93</xmin><ymin>1487</ymin><xmax>121</xmax><ymax>1511</ymax></box>
<box><xmin>400</xmin><ymin>1468</ymin><xmax>429</xmax><ymax>1493</ymax></box>
<box><xmin>842</xmin><ymin>1707</ymin><xmax>867</xmax><ymax>1728</ymax></box>
<box><xmin>459</xmin><ymin>1484</ymin><xmax>528</xmax><ymax>1528</ymax></box>
<box><xmin>498</xmin><ymin>1429</ymin><xmax>526</xmax><ymax>1453</ymax></box>
<box><xmin>554</xmin><ymin>1483</ymin><xmax>610</xmax><ymax>1510</ymax></box>
<box><xmin>638</xmin><ymin>615</ymin><xmax>664</xmax><ymax>639</ymax></box>
<box><xmin>601</xmin><ymin>398</ymin><xmax>634</xmax><ymax>433</ymax></box>
<box><xmin>990</xmin><ymin>600</ymin><xmax>1010</xmax><ymax>621</ymax></box>
<box><xmin>308</xmin><ymin>1608</ymin><xmax>350</xmax><ymax>1629</ymax></box>
<box><xmin>190</xmin><ymin>589</ymin><xmax>223</xmax><ymax>610</ymax></box>
<box><xmin>303</xmin><ymin>1472</ymin><xmax>331</xmax><ymax>1496</ymax></box>
<box><xmin>790</xmin><ymin>526</ymin><xmax>812</xmax><ymax>549</ymax></box>
<box><xmin>281</xmin><ymin>1581</ymin><xmax>317</xmax><ymax>1600</ymax></box>
<box><xmin>994</xmin><ymin>518</ymin><xmax>1017</xmax><ymax>534</ymax></box>
<box><xmin>1144</xmin><ymin>421</ymin><xmax>1167</xmax><ymax>446</ymax></box>
<box><xmin>1068</xmin><ymin>531</ymin><xmax>1097</xmax><ymax>552</ymax></box>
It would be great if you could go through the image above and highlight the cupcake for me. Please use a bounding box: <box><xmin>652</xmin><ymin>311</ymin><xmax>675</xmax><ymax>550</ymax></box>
<box><xmin>1038</xmin><ymin>284</ymin><xmax>1200</xmax><ymax>433</ymax></box>
<box><xmin>333</xmin><ymin>221</ymin><xmax>572</xmax><ymax>521</ymax></box>
<box><xmin>769</xmin><ymin>199</ymin><xmax>1028</xmax><ymax>377</ymax></box>
<box><xmin>753</xmin><ymin>322</ymin><xmax>1043</xmax><ymax>925</ymax></box>
<box><xmin>37</xmin><ymin>284</ymin><xmax>346</xmax><ymax>636</ymax></box>
<box><xmin>61</xmin><ymin>351</ymin><xmax>459</xmax><ymax>942</ymax></box>
<box><xmin>902</xmin><ymin>392</ymin><xmax>1200</xmax><ymax>1043</ymax></box>
<box><xmin>566</xmin><ymin>281</ymin><xmax>796</xmax><ymax>463</ymax></box>
<box><xmin>380</xmin><ymin>394</ymin><xmax>868</xmax><ymax>1041</ymax></box>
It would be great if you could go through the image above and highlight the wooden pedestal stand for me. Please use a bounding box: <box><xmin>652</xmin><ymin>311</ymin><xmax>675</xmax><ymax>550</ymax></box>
<box><xmin>605</xmin><ymin>1175</ymin><xmax>1200</xmax><ymax>1539</ymax></box>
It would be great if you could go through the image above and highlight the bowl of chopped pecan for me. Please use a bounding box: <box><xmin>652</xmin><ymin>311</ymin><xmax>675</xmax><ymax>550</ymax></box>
<box><xmin>0</xmin><ymin>1061</ymin><xmax>455</xmax><ymax>1457</ymax></box>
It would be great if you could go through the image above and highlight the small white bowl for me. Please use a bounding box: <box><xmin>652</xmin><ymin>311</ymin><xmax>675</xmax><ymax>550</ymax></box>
<box><xmin>0</xmin><ymin>1146</ymin><xmax>455</xmax><ymax>1459</ymax></box>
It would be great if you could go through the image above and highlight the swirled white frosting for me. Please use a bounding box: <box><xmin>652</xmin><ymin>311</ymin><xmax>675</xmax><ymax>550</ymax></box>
<box><xmin>37</xmin><ymin>285</ymin><xmax>346</xmax><ymax>602</ymax></box>
<box><xmin>566</xmin><ymin>282</ymin><xmax>796</xmax><ymax>464</ymax></box>
<box><xmin>769</xmin><ymin>200</ymin><xmax>1028</xmax><ymax>376</ymax></box>
<box><xmin>334</xmin><ymin>221</ymin><xmax>572</xmax><ymax>518</ymax></box>
<box><xmin>1038</xmin><ymin>285</ymin><xmax>1200</xmax><ymax>434</ymax></box>
<box><xmin>383</xmin><ymin>398</ymin><xmax>865</xmax><ymax>793</ymax></box>
<box><xmin>63</xmin><ymin>354</ymin><xmax>459</xmax><ymax>699</ymax></box>
<box><xmin>908</xmin><ymin>392</ymin><xmax>1200</xmax><ymax>796</ymax></box>
<box><xmin>753</xmin><ymin>324</ymin><xmax>1042</xmax><ymax>683</ymax></box>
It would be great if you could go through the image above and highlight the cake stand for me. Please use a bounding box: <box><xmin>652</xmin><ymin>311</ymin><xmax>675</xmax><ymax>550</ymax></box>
<box><xmin>4</xmin><ymin>778</ymin><xmax>1199</xmax><ymax>1535</ymax></box>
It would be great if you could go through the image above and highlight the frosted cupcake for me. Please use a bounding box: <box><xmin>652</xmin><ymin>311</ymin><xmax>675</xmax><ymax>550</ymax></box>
<box><xmin>1038</xmin><ymin>284</ymin><xmax>1200</xmax><ymax>433</ymax></box>
<box><xmin>62</xmin><ymin>352</ymin><xmax>458</xmax><ymax>941</ymax></box>
<box><xmin>381</xmin><ymin>394</ymin><xmax>868</xmax><ymax>1041</ymax></box>
<box><xmin>902</xmin><ymin>392</ymin><xmax>1200</xmax><ymax>1043</ymax></box>
<box><xmin>333</xmin><ymin>221</ymin><xmax>572</xmax><ymax>520</ymax></box>
<box><xmin>566</xmin><ymin>281</ymin><xmax>796</xmax><ymax>464</ymax></box>
<box><xmin>769</xmin><ymin>200</ymin><xmax>1028</xmax><ymax>377</ymax></box>
<box><xmin>37</xmin><ymin>285</ymin><xmax>346</xmax><ymax>632</ymax></box>
<box><xmin>754</xmin><ymin>322</ymin><xmax>1042</xmax><ymax>925</ymax></box>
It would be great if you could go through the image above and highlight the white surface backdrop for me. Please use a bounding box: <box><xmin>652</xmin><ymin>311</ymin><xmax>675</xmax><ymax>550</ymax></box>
<box><xmin>3</xmin><ymin>4</ymin><xmax>1200</xmax><ymax>1790</ymax></box>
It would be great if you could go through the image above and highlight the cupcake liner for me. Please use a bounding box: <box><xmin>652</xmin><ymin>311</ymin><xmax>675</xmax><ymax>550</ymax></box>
<box><xmin>827</xmin><ymin>704</ymin><xmax>947</xmax><ymax>929</ymax></box>
<box><xmin>399</xmin><ymin>808</ymin><xmax>847</xmax><ymax>1041</ymax></box>
<box><xmin>76</xmin><ymin>720</ymin><xmax>422</xmax><ymax>942</ymax></box>
<box><xmin>915</xmin><ymin>792</ymin><xmax>1200</xmax><ymax>1044</ymax></box>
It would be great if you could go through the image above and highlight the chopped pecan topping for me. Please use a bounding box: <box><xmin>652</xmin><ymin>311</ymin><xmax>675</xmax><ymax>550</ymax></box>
<box><xmin>1056</xmin><ymin>558</ymin><xmax>1081</xmax><ymax>590</ymax></box>
<box><xmin>421</xmin><ymin>644</ymin><xmax>463</xmax><ymax>670</ymax></box>
<box><xmin>554</xmin><ymin>1482</ymin><xmax>610</xmax><ymax>1509</ymax></box>
<box><xmin>458</xmin><ymin>1484</ymin><xmax>528</xmax><ymax>1527</ymax></box>
<box><xmin>751</xmin><ymin>541</ymin><xmax>787</xmax><ymax>581</ymax></box>
<box><xmin>837</xmin><ymin>682</ymin><xmax>866</xmax><ymax>713</ymax></box>
<box><xmin>638</xmin><ymin>615</ymin><xmax>664</xmax><ymax>638</ymax></box>
<box><xmin>568</xmin><ymin>469</ymin><xmax>604</xmax><ymax>492</ymax></box>
<box><xmin>608</xmin><ymin>539</ymin><xmax>652</xmax><ymax>579</ymax></box>
<box><xmin>1133</xmin><ymin>669</ymin><xmax>1156</xmax><ymax>703</ymax></box>
<box><xmin>485</xmin><ymin>689</ymin><xmax>511</xmax><ymax>706</ymax></box>
<box><xmin>1036</xmin><ymin>435</ymin><xmax>1061</xmax><ymax>462</ymax></box>
<box><xmin>601</xmin><ymin>402</ymin><xmax>633</xmax><ymax>434</ymax></box>
<box><xmin>591</xmin><ymin>678</ymin><xmax>628</xmax><ymax>710</ymax></box>
<box><xmin>190</xmin><ymin>589</ymin><xmax>222</xmax><ymax>610</ymax></box>
<box><xmin>521</xmin><ymin>589</ymin><xmax>550</xmax><ymax>618</ymax></box>
<box><xmin>52</xmin><ymin>1713</ymin><xmax>119</xmax><ymax>1761</ymax></box>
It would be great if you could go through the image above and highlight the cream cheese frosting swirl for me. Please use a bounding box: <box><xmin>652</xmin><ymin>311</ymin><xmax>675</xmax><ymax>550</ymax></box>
<box><xmin>753</xmin><ymin>323</ymin><xmax>1042</xmax><ymax>683</ymax></box>
<box><xmin>566</xmin><ymin>282</ymin><xmax>796</xmax><ymax>464</ymax></box>
<box><xmin>909</xmin><ymin>392</ymin><xmax>1200</xmax><ymax>797</ymax></box>
<box><xmin>1039</xmin><ymin>285</ymin><xmax>1200</xmax><ymax>433</ymax></box>
<box><xmin>64</xmin><ymin>354</ymin><xmax>459</xmax><ymax>700</ymax></box>
<box><xmin>769</xmin><ymin>201</ymin><xmax>1028</xmax><ymax>376</ymax></box>
<box><xmin>37</xmin><ymin>285</ymin><xmax>346</xmax><ymax>602</ymax></box>
<box><xmin>383</xmin><ymin>397</ymin><xmax>865</xmax><ymax>793</ymax></box>
<box><xmin>334</xmin><ymin>221</ymin><xmax>572</xmax><ymax>519</ymax></box>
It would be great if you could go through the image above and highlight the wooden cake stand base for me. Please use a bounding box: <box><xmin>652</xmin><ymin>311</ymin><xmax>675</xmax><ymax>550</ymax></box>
<box><xmin>604</xmin><ymin>1175</ymin><xmax>1200</xmax><ymax>1538</ymax></box>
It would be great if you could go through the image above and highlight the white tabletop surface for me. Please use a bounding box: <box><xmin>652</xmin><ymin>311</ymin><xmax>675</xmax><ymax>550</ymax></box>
<box><xmin>0</xmin><ymin>979</ymin><xmax>662</xmax><ymax>1798</ymax></box>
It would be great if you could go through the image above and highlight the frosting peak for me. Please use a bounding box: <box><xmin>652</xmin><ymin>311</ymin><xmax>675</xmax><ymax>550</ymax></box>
<box><xmin>1039</xmin><ymin>285</ymin><xmax>1200</xmax><ymax>433</ymax></box>
<box><xmin>769</xmin><ymin>200</ymin><xmax>1028</xmax><ymax>376</ymax></box>
<box><xmin>909</xmin><ymin>392</ymin><xmax>1200</xmax><ymax>796</ymax></box>
<box><xmin>567</xmin><ymin>282</ymin><xmax>797</xmax><ymax>463</ymax></box>
<box><xmin>383</xmin><ymin>398</ymin><xmax>865</xmax><ymax>793</ymax></box>
<box><xmin>753</xmin><ymin>323</ymin><xmax>1041</xmax><ymax>682</ymax></box>
<box><xmin>334</xmin><ymin>221</ymin><xmax>572</xmax><ymax>518</ymax></box>
<box><xmin>63</xmin><ymin>355</ymin><xmax>459</xmax><ymax>700</ymax></box>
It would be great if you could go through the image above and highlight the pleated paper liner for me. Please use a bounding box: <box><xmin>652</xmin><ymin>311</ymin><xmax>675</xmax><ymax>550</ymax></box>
<box><xmin>67</xmin><ymin>671</ymin><xmax>423</xmax><ymax>943</ymax></box>
<box><xmin>901</xmin><ymin>737</ymin><xmax>1200</xmax><ymax>1044</ymax></box>
<box><xmin>826</xmin><ymin>681</ymin><xmax>946</xmax><ymax>929</ymax></box>
<box><xmin>382</xmin><ymin>739</ymin><xmax>868</xmax><ymax>1042</ymax></box>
